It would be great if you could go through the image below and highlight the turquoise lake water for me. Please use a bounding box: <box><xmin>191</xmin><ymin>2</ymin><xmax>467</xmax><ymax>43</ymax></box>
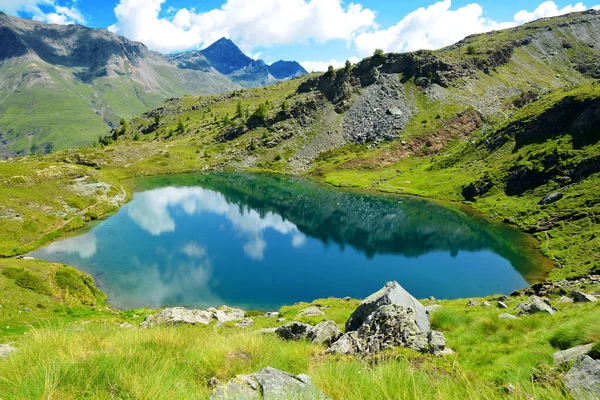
<box><xmin>31</xmin><ymin>173</ymin><xmax>546</xmax><ymax>310</ymax></box>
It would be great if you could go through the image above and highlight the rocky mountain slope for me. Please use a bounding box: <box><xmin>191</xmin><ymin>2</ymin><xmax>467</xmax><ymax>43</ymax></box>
<box><xmin>0</xmin><ymin>15</ymin><xmax>306</xmax><ymax>157</ymax></box>
<box><xmin>174</xmin><ymin>37</ymin><xmax>308</xmax><ymax>87</ymax></box>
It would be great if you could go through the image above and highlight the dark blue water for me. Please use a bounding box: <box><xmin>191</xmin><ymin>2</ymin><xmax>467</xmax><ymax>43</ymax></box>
<box><xmin>31</xmin><ymin>173</ymin><xmax>547</xmax><ymax>310</ymax></box>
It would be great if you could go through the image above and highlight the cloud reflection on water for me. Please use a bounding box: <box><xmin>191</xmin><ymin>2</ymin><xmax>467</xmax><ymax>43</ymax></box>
<box><xmin>128</xmin><ymin>186</ymin><xmax>306</xmax><ymax>260</ymax></box>
<box><xmin>38</xmin><ymin>232</ymin><xmax>98</xmax><ymax>259</ymax></box>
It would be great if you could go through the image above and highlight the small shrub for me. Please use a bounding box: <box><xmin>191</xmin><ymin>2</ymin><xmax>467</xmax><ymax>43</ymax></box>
<box><xmin>245</xmin><ymin>310</ymin><xmax>264</xmax><ymax>317</ymax></box>
<box><xmin>54</xmin><ymin>267</ymin><xmax>85</xmax><ymax>293</ymax></box>
<box><xmin>466</xmin><ymin>45</ymin><xmax>477</xmax><ymax>55</ymax></box>
<box><xmin>2</xmin><ymin>267</ymin><xmax>52</xmax><ymax>296</ymax></box>
<box><xmin>549</xmin><ymin>325</ymin><xmax>587</xmax><ymax>350</ymax></box>
<box><xmin>133</xmin><ymin>133</ymin><xmax>140</xmax><ymax>141</ymax></box>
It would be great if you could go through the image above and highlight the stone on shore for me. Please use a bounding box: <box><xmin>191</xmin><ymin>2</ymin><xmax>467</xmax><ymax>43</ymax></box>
<box><xmin>214</xmin><ymin>306</ymin><xmax>246</xmax><ymax>323</ymax></box>
<box><xmin>345</xmin><ymin>281</ymin><xmax>429</xmax><ymax>333</ymax></box>
<box><xmin>209</xmin><ymin>367</ymin><xmax>327</xmax><ymax>399</ymax></box>
<box><xmin>140</xmin><ymin>307</ymin><xmax>214</xmax><ymax>328</ymax></box>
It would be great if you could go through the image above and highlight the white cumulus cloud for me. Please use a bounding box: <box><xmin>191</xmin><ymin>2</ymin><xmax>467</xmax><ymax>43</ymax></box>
<box><xmin>0</xmin><ymin>0</ymin><xmax>85</xmax><ymax>25</ymax></box>
<box><xmin>353</xmin><ymin>0</ymin><xmax>598</xmax><ymax>57</ymax></box>
<box><xmin>108</xmin><ymin>0</ymin><xmax>376</xmax><ymax>54</ymax></box>
<box><xmin>301</xmin><ymin>56</ymin><xmax>360</xmax><ymax>72</ymax></box>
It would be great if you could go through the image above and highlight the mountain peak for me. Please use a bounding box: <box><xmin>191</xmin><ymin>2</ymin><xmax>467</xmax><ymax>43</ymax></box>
<box><xmin>200</xmin><ymin>37</ymin><xmax>251</xmax><ymax>75</ymax></box>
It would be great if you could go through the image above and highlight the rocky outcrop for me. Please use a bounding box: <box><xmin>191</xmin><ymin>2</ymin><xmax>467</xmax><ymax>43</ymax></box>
<box><xmin>209</xmin><ymin>367</ymin><xmax>327</xmax><ymax>399</ymax></box>
<box><xmin>276</xmin><ymin>321</ymin><xmax>342</xmax><ymax>346</ymax></box>
<box><xmin>553</xmin><ymin>344</ymin><xmax>594</xmax><ymax>366</ymax></box>
<box><xmin>515</xmin><ymin>296</ymin><xmax>556</xmax><ymax>315</ymax></box>
<box><xmin>571</xmin><ymin>290</ymin><xmax>597</xmax><ymax>303</ymax></box>
<box><xmin>328</xmin><ymin>305</ymin><xmax>447</xmax><ymax>356</ymax></box>
<box><xmin>345</xmin><ymin>281</ymin><xmax>429</xmax><ymax>333</ymax></box>
<box><xmin>307</xmin><ymin>321</ymin><xmax>343</xmax><ymax>346</ymax></box>
<box><xmin>563</xmin><ymin>355</ymin><xmax>600</xmax><ymax>400</ymax></box>
<box><xmin>0</xmin><ymin>344</ymin><xmax>16</xmax><ymax>359</ymax></box>
<box><xmin>140</xmin><ymin>307</ymin><xmax>214</xmax><ymax>328</ymax></box>
<box><xmin>140</xmin><ymin>305</ymin><xmax>247</xmax><ymax>328</ymax></box>
<box><xmin>511</xmin><ymin>275</ymin><xmax>600</xmax><ymax>297</ymax></box>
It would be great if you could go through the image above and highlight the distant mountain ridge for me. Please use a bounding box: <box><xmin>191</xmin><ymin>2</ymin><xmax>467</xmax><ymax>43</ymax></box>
<box><xmin>171</xmin><ymin>37</ymin><xmax>308</xmax><ymax>88</ymax></box>
<box><xmin>0</xmin><ymin>13</ymin><xmax>306</xmax><ymax>157</ymax></box>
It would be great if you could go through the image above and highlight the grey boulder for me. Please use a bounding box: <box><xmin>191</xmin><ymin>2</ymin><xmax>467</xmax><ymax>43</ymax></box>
<box><xmin>553</xmin><ymin>343</ymin><xmax>594</xmax><ymax>366</ymax></box>
<box><xmin>515</xmin><ymin>296</ymin><xmax>556</xmax><ymax>315</ymax></box>
<box><xmin>210</xmin><ymin>367</ymin><xmax>328</xmax><ymax>399</ymax></box>
<box><xmin>571</xmin><ymin>290</ymin><xmax>597</xmax><ymax>303</ymax></box>
<box><xmin>214</xmin><ymin>306</ymin><xmax>246</xmax><ymax>323</ymax></box>
<box><xmin>275</xmin><ymin>322</ymin><xmax>313</xmax><ymax>341</ymax></box>
<box><xmin>563</xmin><ymin>355</ymin><xmax>600</xmax><ymax>400</ymax></box>
<box><xmin>307</xmin><ymin>321</ymin><xmax>343</xmax><ymax>346</ymax></box>
<box><xmin>140</xmin><ymin>307</ymin><xmax>213</xmax><ymax>328</ymax></box>
<box><xmin>276</xmin><ymin>321</ymin><xmax>342</xmax><ymax>346</ymax></box>
<box><xmin>345</xmin><ymin>281</ymin><xmax>429</xmax><ymax>333</ymax></box>
<box><xmin>329</xmin><ymin>305</ymin><xmax>447</xmax><ymax>356</ymax></box>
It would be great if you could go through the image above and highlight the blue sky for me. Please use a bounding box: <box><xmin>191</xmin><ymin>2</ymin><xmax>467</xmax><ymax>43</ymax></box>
<box><xmin>2</xmin><ymin>0</ymin><xmax>600</xmax><ymax>71</ymax></box>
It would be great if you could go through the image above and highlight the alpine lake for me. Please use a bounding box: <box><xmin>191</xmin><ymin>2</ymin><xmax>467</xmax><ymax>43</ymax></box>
<box><xmin>31</xmin><ymin>173</ymin><xmax>550</xmax><ymax>311</ymax></box>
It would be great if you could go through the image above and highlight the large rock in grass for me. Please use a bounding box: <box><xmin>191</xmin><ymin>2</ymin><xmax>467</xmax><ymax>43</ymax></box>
<box><xmin>553</xmin><ymin>344</ymin><xmax>594</xmax><ymax>366</ymax></box>
<box><xmin>571</xmin><ymin>290</ymin><xmax>597</xmax><ymax>303</ymax></box>
<box><xmin>307</xmin><ymin>321</ymin><xmax>343</xmax><ymax>346</ymax></box>
<box><xmin>209</xmin><ymin>367</ymin><xmax>328</xmax><ymax>399</ymax></box>
<box><xmin>0</xmin><ymin>344</ymin><xmax>16</xmax><ymax>359</ymax></box>
<box><xmin>140</xmin><ymin>307</ymin><xmax>213</xmax><ymax>328</ymax></box>
<box><xmin>328</xmin><ymin>305</ymin><xmax>447</xmax><ymax>356</ymax></box>
<box><xmin>515</xmin><ymin>296</ymin><xmax>556</xmax><ymax>316</ymax></box>
<box><xmin>275</xmin><ymin>322</ymin><xmax>312</xmax><ymax>341</ymax></box>
<box><xmin>345</xmin><ymin>281</ymin><xmax>429</xmax><ymax>333</ymax></box>
<box><xmin>276</xmin><ymin>321</ymin><xmax>342</xmax><ymax>346</ymax></box>
<box><xmin>212</xmin><ymin>306</ymin><xmax>246</xmax><ymax>323</ymax></box>
<box><xmin>563</xmin><ymin>355</ymin><xmax>600</xmax><ymax>400</ymax></box>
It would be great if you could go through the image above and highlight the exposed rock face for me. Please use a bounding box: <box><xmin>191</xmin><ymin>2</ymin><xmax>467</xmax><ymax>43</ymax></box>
<box><xmin>140</xmin><ymin>307</ymin><xmax>214</xmax><ymax>328</ymax></box>
<box><xmin>0</xmin><ymin>344</ymin><xmax>16</xmax><ymax>359</ymax></box>
<box><xmin>345</xmin><ymin>281</ymin><xmax>429</xmax><ymax>333</ymax></box>
<box><xmin>571</xmin><ymin>290</ymin><xmax>597</xmax><ymax>303</ymax></box>
<box><xmin>515</xmin><ymin>296</ymin><xmax>556</xmax><ymax>315</ymax></box>
<box><xmin>210</xmin><ymin>367</ymin><xmax>327</xmax><ymax>400</ymax></box>
<box><xmin>563</xmin><ymin>355</ymin><xmax>600</xmax><ymax>400</ymax></box>
<box><xmin>307</xmin><ymin>321</ymin><xmax>343</xmax><ymax>346</ymax></box>
<box><xmin>213</xmin><ymin>306</ymin><xmax>246</xmax><ymax>323</ymax></box>
<box><xmin>275</xmin><ymin>322</ymin><xmax>313</xmax><ymax>341</ymax></box>
<box><xmin>341</xmin><ymin>74</ymin><xmax>412</xmax><ymax>144</ymax></box>
<box><xmin>553</xmin><ymin>344</ymin><xmax>594</xmax><ymax>366</ymax></box>
<box><xmin>298</xmin><ymin>306</ymin><xmax>325</xmax><ymax>317</ymax></box>
<box><xmin>276</xmin><ymin>321</ymin><xmax>342</xmax><ymax>346</ymax></box>
<box><xmin>511</xmin><ymin>275</ymin><xmax>600</xmax><ymax>298</ymax></box>
<box><xmin>329</xmin><ymin>305</ymin><xmax>447</xmax><ymax>356</ymax></box>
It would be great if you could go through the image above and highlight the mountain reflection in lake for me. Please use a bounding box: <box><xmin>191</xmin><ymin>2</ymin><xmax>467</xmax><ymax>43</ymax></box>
<box><xmin>31</xmin><ymin>173</ymin><xmax>547</xmax><ymax>310</ymax></box>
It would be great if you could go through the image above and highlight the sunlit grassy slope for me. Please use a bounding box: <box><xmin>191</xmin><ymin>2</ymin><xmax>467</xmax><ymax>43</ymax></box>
<box><xmin>0</xmin><ymin>259</ymin><xmax>598</xmax><ymax>399</ymax></box>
